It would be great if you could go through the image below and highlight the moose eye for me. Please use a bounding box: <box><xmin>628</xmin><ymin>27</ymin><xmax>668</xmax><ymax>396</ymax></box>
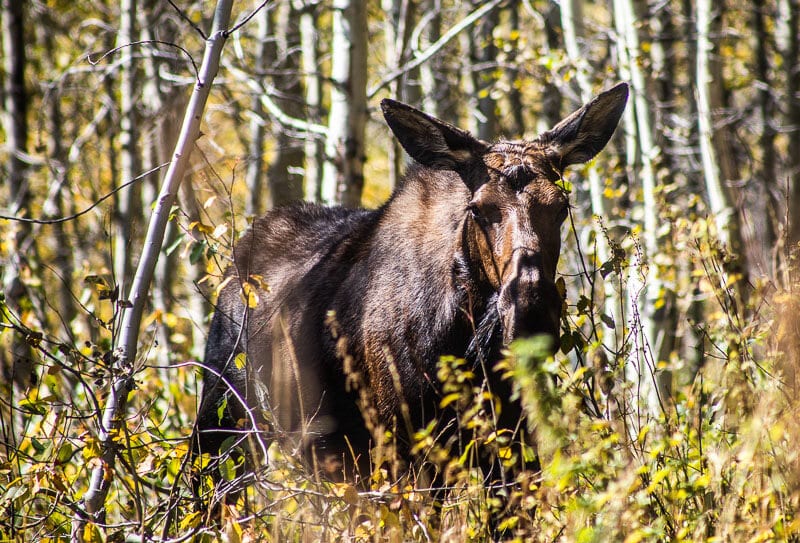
<box><xmin>467</xmin><ymin>203</ymin><xmax>501</xmax><ymax>225</ymax></box>
<box><xmin>468</xmin><ymin>203</ymin><xmax>482</xmax><ymax>221</ymax></box>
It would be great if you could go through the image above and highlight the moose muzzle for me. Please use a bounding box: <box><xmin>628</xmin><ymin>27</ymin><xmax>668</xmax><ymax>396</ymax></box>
<box><xmin>498</xmin><ymin>250</ymin><xmax>562</xmax><ymax>351</ymax></box>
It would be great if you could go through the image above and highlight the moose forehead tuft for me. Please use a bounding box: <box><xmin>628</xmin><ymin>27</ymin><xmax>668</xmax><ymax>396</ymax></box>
<box><xmin>483</xmin><ymin>141</ymin><xmax>559</xmax><ymax>187</ymax></box>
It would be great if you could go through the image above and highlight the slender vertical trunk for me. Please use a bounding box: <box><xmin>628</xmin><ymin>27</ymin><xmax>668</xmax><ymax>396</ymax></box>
<box><xmin>536</xmin><ymin>1</ymin><xmax>562</xmax><ymax>134</ymax></box>
<box><xmin>752</xmin><ymin>0</ymin><xmax>778</xmax><ymax>274</ymax></box>
<box><xmin>506</xmin><ymin>0</ymin><xmax>525</xmax><ymax>136</ymax></box>
<box><xmin>648</xmin><ymin>1</ymin><xmax>676</xmax><ymax>173</ymax></box>
<box><xmin>383</xmin><ymin>0</ymin><xmax>402</xmax><ymax>188</ymax></box>
<box><xmin>38</xmin><ymin>21</ymin><xmax>77</xmax><ymax>329</ymax></box>
<box><xmin>460</xmin><ymin>28</ymin><xmax>478</xmax><ymax>135</ymax></box>
<box><xmin>383</xmin><ymin>0</ymin><xmax>416</xmax><ymax>189</ymax></box>
<box><xmin>139</xmin><ymin>2</ymin><xmax>181</xmax><ymax>368</ymax></box>
<box><xmin>1</xmin><ymin>0</ymin><xmax>33</xmax><ymax>450</ymax></box>
<box><xmin>321</xmin><ymin>0</ymin><xmax>368</xmax><ymax>206</ymax></box>
<box><xmin>295</xmin><ymin>0</ymin><xmax>324</xmax><ymax>202</ymax></box>
<box><xmin>419</xmin><ymin>0</ymin><xmax>444</xmax><ymax>117</ymax></box>
<box><xmin>468</xmin><ymin>0</ymin><xmax>499</xmax><ymax>141</ymax></box>
<box><xmin>561</xmin><ymin>0</ymin><xmax>624</xmax><ymax>379</ymax></box>
<box><xmin>696</xmin><ymin>0</ymin><xmax>744</xmax><ymax>261</ymax></box>
<box><xmin>680</xmin><ymin>0</ymin><xmax>705</xmax><ymax>374</ymax></box>
<box><xmin>781</xmin><ymin>0</ymin><xmax>800</xmax><ymax>254</ymax></box>
<box><xmin>245</xmin><ymin>1</ymin><xmax>270</xmax><ymax>217</ymax></box>
<box><xmin>267</xmin><ymin>1</ymin><xmax>305</xmax><ymax>207</ymax></box>
<box><xmin>615</xmin><ymin>0</ymin><xmax>671</xmax><ymax>418</ymax></box>
<box><xmin>114</xmin><ymin>0</ymin><xmax>141</xmax><ymax>291</ymax></box>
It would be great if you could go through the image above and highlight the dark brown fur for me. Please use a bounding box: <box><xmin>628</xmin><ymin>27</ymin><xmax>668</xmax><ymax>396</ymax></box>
<box><xmin>195</xmin><ymin>84</ymin><xmax>628</xmax><ymax>486</ymax></box>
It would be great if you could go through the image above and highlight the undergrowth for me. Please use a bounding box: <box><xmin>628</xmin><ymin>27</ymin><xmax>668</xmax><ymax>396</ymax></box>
<box><xmin>2</xmin><ymin>231</ymin><xmax>800</xmax><ymax>542</ymax></box>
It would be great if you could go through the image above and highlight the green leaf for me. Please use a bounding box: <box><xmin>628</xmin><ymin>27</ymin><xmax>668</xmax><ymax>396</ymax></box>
<box><xmin>189</xmin><ymin>240</ymin><xmax>207</xmax><ymax>264</ymax></box>
<box><xmin>216</xmin><ymin>396</ymin><xmax>228</xmax><ymax>424</ymax></box>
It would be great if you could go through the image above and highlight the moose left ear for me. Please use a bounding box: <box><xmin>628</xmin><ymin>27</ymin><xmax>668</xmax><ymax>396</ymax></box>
<box><xmin>381</xmin><ymin>99</ymin><xmax>488</xmax><ymax>171</ymax></box>
<box><xmin>538</xmin><ymin>82</ymin><xmax>629</xmax><ymax>170</ymax></box>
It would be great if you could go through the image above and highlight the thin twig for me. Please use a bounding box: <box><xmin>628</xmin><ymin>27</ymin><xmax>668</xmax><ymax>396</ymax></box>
<box><xmin>229</xmin><ymin>0</ymin><xmax>272</xmax><ymax>35</ymax></box>
<box><xmin>167</xmin><ymin>0</ymin><xmax>207</xmax><ymax>40</ymax></box>
<box><xmin>0</xmin><ymin>162</ymin><xmax>170</xmax><ymax>225</ymax></box>
<box><xmin>88</xmin><ymin>40</ymin><xmax>200</xmax><ymax>80</ymax></box>
<box><xmin>367</xmin><ymin>0</ymin><xmax>504</xmax><ymax>99</ymax></box>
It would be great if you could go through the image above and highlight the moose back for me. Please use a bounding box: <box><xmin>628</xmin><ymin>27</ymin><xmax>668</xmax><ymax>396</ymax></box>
<box><xmin>196</xmin><ymin>83</ymin><xmax>628</xmax><ymax>484</ymax></box>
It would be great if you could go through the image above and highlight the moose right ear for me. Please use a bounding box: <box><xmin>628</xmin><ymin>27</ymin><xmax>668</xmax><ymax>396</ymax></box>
<box><xmin>381</xmin><ymin>99</ymin><xmax>487</xmax><ymax>170</ymax></box>
<box><xmin>537</xmin><ymin>82</ymin><xmax>628</xmax><ymax>170</ymax></box>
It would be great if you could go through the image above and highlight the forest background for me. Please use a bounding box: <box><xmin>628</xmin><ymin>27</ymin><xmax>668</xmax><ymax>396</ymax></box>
<box><xmin>2</xmin><ymin>0</ymin><xmax>800</xmax><ymax>541</ymax></box>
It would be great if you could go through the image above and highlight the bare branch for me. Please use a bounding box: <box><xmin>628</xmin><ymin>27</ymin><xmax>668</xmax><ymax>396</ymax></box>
<box><xmin>229</xmin><ymin>64</ymin><xmax>329</xmax><ymax>136</ymax></box>
<box><xmin>367</xmin><ymin>0</ymin><xmax>503</xmax><ymax>99</ymax></box>
<box><xmin>72</xmin><ymin>1</ymin><xmax>233</xmax><ymax>537</ymax></box>
<box><xmin>0</xmin><ymin>162</ymin><xmax>169</xmax><ymax>225</ymax></box>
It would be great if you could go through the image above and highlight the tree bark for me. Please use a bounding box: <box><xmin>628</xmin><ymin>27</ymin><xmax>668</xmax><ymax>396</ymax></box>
<box><xmin>383</xmin><ymin>0</ymin><xmax>416</xmax><ymax>189</ymax></box>
<box><xmin>467</xmin><ymin>0</ymin><xmax>499</xmax><ymax>140</ymax></box>
<box><xmin>321</xmin><ymin>0</ymin><xmax>368</xmax><ymax>206</ymax></box>
<box><xmin>245</xmin><ymin>0</ymin><xmax>270</xmax><ymax>217</ymax></box>
<box><xmin>615</xmin><ymin>0</ymin><xmax>671</xmax><ymax>418</ymax></box>
<box><xmin>295</xmin><ymin>0</ymin><xmax>324</xmax><ymax>202</ymax></box>
<box><xmin>114</xmin><ymin>0</ymin><xmax>142</xmax><ymax>291</ymax></box>
<box><xmin>418</xmin><ymin>0</ymin><xmax>444</xmax><ymax>118</ymax></box>
<box><xmin>751</xmin><ymin>0</ymin><xmax>778</xmax><ymax>274</ymax></box>
<box><xmin>536</xmin><ymin>1</ymin><xmax>562</xmax><ymax>134</ymax></box>
<box><xmin>74</xmin><ymin>2</ymin><xmax>233</xmax><ymax>536</ymax></box>
<box><xmin>266</xmin><ymin>1</ymin><xmax>305</xmax><ymax>207</ymax></box>
<box><xmin>1</xmin><ymin>0</ymin><xmax>34</xmax><ymax>471</ymax></box>
<box><xmin>696</xmin><ymin>0</ymin><xmax>744</xmax><ymax>260</ymax></box>
<box><xmin>39</xmin><ymin>15</ymin><xmax>77</xmax><ymax>329</ymax></box>
<box><xmin>781</xmin><ymin>0</ymin><xmax>800</xmax><ymax>255</ymax></box>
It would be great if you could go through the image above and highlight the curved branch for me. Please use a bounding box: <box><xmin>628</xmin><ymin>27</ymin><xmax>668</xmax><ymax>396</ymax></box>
<box><xmin>73</xmin><ymin>1</ymin><xmax>234</xmax><ymax>538</ymax></box>
<box><xmin>367</xmin><ymin>0</ymin><xmax>504</xmax><ymax>99</ymax></box>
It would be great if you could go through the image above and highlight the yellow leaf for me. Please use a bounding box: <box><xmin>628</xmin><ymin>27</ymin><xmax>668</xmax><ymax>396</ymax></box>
<box><xmin>694</xmin><ymin>473</ymin><xmax>710</xmax><ymax>489</ymax></box>
<box><xmin>440</xmin><ymin>392</ymin><xmax>462</xmax><ymax>409</ymax></box>
<box><xmin>334</xmin><ymin>483</ymin><xmax>359</xmax><ymax>506</ymax></box>
<box><xmin>83</xmin><ymin>522</ymin><xmax>105</xmax><ymax>543</ymax></box>
<box><xmin>179</xmin><ymin>511</ymin><xmax>202</xmax><ymax>531</ymax></box>
<box><xmin>248</xmin><ymin>274</ymin><xmax>270</xmax><ymax>292</ymax></box>
<box><xmin>189</xmin><ymin>221</ymin><xmax>214</xmax><ymax>235</ymax></box>
<box><xmin>235</xmin><ymin>353</ymin><xmax>247</xmax><ymax>370</ymax></box>
<box><xmin>82</xmin><ymin>437</ymin><xmax>102</xmax><ymax>461</ymax></box>
<box><xmin>215</xmin><ymin>275</ymin><xmax>234</xmax><ymax>297</ymax></box>
<box><xmin>143</xmin><ymin>309</ymin><xmax>163</xmax><ymax>328</ymax></box>
<box><xmin>240</xmin><ymin>282</ymin><xmax>259</xmax><ymax>308</ymax></box>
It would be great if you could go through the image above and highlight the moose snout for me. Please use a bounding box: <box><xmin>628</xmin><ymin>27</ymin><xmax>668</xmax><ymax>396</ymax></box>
<box><xmin>498</xmin><ymin>252</ymin><xmax>562</xmax><ymax>350</ymax></box>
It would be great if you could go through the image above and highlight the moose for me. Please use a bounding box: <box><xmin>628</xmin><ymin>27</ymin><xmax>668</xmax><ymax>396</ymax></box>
<box><xmin>195</xmin><ymin>83</ymin><xmax>628</xmax><ymax>497</ymax></box>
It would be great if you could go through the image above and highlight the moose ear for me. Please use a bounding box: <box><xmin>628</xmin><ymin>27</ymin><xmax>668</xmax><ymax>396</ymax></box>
<box><xmin>538</xmin><ymin>82</ymin><xmax>628</xmax><ymax>170</ymax></box>
<box><xmin>381</xmin><ymin>99</ymin><xmax>487</xmax><ymax>170</ymax></box>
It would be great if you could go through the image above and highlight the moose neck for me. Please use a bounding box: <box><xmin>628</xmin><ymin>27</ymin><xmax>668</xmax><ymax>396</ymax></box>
<box><xmin>375</xmin><ymin>165</ymin><xmax>501</xmax><ymax>362</ymax></box>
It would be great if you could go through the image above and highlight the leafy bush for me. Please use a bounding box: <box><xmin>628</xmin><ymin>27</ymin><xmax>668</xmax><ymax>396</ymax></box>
<box><xmin>3</xmin><ymin>228</ymin><xmax>799</xmax><ymax>542</ymax></box>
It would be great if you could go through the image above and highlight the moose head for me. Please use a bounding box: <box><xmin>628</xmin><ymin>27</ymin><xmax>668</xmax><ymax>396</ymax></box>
<box><xmin>381</xmin><ymin>83</ymin><xmax>629</xmax><ymax>349</ymax></box>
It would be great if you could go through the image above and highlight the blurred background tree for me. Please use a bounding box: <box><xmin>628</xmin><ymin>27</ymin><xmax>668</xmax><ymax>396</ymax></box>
<box><xmin>1</xmin><ymin>0</ymin><xmax>799</xmax><ymax>540</ymax></box>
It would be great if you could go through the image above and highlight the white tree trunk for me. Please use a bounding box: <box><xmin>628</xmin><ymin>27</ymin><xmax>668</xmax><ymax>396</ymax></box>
<box><xmin>295</xmin><ymin>0</ymin><xmax>323</xmax><ymax>201</ymax></box>
<box><xmin>114</xmin><ymin>0</ymin><xmax>141</xmax><ymax>290</ymax></box>
<box><xmin>321</xmin><ymin>0</ymin><xmax>367</xmax><ymax>206</ymax></box>
<box><xmin>561</xmin><ymin>0</ymin><xmax>624</xmax><ymax>390</ymax></box>
<box><xmin>696</xmin><ymin>0</ymin><xmax>733</xmax><ymax>248</ymax></box>
<box><xmin>614</xmin><ymin>0</ymin><xmax>668</xmax><ymax>420</ymax></box>
<box><xmin>74</xmin><ymin>2</ymin><xmax>233</xmax><ymax>537</ymax></box>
